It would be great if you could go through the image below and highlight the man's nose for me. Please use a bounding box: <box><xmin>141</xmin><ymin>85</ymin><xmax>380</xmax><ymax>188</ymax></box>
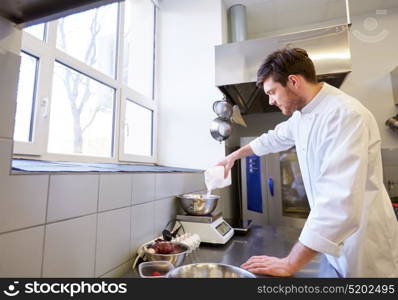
<box><xmin>269</xmin><ymin>97</ymin><xmax>277</xmax><ymax>106</ymax></box>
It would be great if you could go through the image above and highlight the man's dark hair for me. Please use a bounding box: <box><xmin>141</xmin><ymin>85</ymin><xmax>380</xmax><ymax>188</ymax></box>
<box><xmin>256</xmin><ymin>48</ymin><xmax>317</xmax><ymax>88</ymax></box>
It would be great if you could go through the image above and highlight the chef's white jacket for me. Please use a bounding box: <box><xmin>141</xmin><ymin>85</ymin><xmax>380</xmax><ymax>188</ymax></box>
<box><xmin>249</xmin><ymin>82</ymin><xmax>398</xmax><ymax>277</ymax></box>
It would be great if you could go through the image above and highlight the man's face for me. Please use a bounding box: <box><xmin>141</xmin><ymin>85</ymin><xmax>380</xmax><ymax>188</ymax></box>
<box><xmin>262</xmin><ymin>76</ymin><xmax>304</xmax><ymax>116</ymax></box>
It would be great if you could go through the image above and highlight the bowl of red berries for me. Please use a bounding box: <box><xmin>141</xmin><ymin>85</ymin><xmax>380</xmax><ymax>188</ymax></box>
<box><xmin>143</xmin><ymin>240</ymin><xmax>190</xmax><ymax>267</ymax></box>
<box><xmin>138</xmin><ymin>261</ymin><xmax>174</xmax><ymax>278</ymax></box>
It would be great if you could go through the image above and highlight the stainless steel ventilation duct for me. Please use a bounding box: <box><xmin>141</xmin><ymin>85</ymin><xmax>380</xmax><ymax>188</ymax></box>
<box><xmin>228</xmin><ymin>4</ymin><xmax>247</xmax><ymax>43</ymax></box>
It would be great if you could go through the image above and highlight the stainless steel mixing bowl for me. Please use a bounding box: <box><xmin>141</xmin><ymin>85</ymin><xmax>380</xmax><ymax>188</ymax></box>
<box><xmin>143</xmin><ymin>242</ymin><xmax>189</xmax><ymax>267</ymax></box>
<box><xmin>177</xmin><ymin>193</ymin><xmax>219</xmax><ymax>216</ymax></box>
<box><xmin>167</xmin><ymin>263</ymin><xmax>256</xmax><ymax>278</ymax></box>
<box><xmin>210</xmin><ymin>117</ymin><xmax>232</xmax><ymax>142</ymax></box>
<box><xmin>213</xmin><ymin>100</ymin><xmax>233</xmax><ymax>120</ymax></box>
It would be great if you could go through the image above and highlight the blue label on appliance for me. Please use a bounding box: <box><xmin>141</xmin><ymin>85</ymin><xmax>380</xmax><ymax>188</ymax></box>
<box><xmin>246</xmin><ymin>155</ymin><xmax>262</xmax><ymax>213</ymax></box>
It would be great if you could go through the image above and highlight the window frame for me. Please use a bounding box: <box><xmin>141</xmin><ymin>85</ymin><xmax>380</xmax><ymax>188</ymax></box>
<box><xmin>119</xmin><ymin>89</ymin><xmax>157</xmax><ymax>163</ymax></box>
<box><xmin>13</xmin><ymin>0</ymin><xmax>158</xmax><ymax>164</ymax></box>
<box><xmin>14</xmin><ymin>51</ymin><xmax>40</xmax><ymax>145</ymax></box>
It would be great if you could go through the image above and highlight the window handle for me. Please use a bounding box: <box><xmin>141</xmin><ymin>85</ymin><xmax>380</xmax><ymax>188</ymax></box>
<box><xmin>125</xmin><ymin>123</ymin><xmax>130</xmax><ymax>137</ymax></box>
<box><xmin>267</xmin><ymin>178</ymin><xmax>274</xmax><ymax>197</ymax></box>
<box><xmin>41</xmin><ymin>97</ymin><xmax>49</xmax><ymax>119</ymax></box>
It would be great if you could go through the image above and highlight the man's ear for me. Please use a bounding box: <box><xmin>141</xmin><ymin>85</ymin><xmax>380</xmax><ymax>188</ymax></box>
<box><xmin>287</xmin><ymin>75</ymin><xmax>300</xmax><ymax>89</ymax></box>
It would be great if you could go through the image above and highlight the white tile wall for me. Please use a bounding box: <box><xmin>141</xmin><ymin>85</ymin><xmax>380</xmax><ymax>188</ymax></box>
<box><xmin>0</xmin><ymin>174</ymin><xmax>49</xmax><ymax>233</ymax></box>
<box><xmin>0</xmin><ymin>16</ymin><xmax>22</xmax><ymax>55</ymax></box>
<box><xmin>212</xmin><ymin>186</ymin><xmax>233</xmax><ymax>218</ymax></box>
<box><xmin>131</xmin><ymin>202</ymin><xmax>155</xmax><ymax>257</ymax></box>
<box><xmin>0</xmin><ymin>138</ymin><xmax>12</xmax><ymax>176</ymax></box>
<box><xmin>100</xmin><ymin>259</ymin><xmax>132</xmax><ymax>278</ymax></box>
<box><xmin>47</xmin><ymin>175</ymin><xmax>99</xmax><ymax>222</ymax></box>
<box><xmin>95</xmin><ymin>207</ymin><xmax>131</xmax><ymax>277</ymax></box>
<box><xmin>42</xmin><ymin>215</ymin><xmax>97</xmax><ymax>277</ymax></box>
<box><xmin>154</xmin><ymin>197</ymin><xmax>179</xmax><ymax>236</ymax></box>
<box><xmin>0</xmin><ymin>139</ymin><xmax>49</xmax><ymax>233</ymax></box>
<box><xmin>98</xmin><ymin>174</ymin><xmax>132</xmax><ymax>211</ymax></box>
<box><xmin>0</xmin><ymin>226</ymin><xmax>44</xmax><ymax>277</ymax></box>
<box><xmin>131</xmin><ymin>173</ymin><xmax>155</xmax><ymax>205</ymax></box>
<box><xmin>0</xmin><ymin>172</ymin><xmax>208</xmax><ymax>277</ymax></box>
<box><xmin>183</xmin><ymin>172</ymin><xmax>206</xmax><ymax>193</ymax></box>
<box><xmin>155</xmin><ymin>173</ymin><xmax>185</xmax><ymax>200</ymax></box>
<box><xmin>0</xmin><ymin>50</ymin><xmax>20</xmax><ymax>139</ymax></box>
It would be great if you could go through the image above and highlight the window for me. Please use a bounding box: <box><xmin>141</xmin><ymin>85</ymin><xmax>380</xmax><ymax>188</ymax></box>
<box><xmin>14</xmin><ymin>0</ymin><xmax>157</xmax><ymax>163</ymax></box>
<box><xmin>123</xmin><ymin>0</ymin><xmax>155</xmax><ymax>98</ymax></box>
<box><xmin>56</xmin><ymin>4</ymin><xmax>118</xmax><ymax>78</ymax></box>
<box><xmin>14</xmin><ymin>52</ymin><xmax>39</xmax><ymax>143</ymax></box>
<box><xmin>24</xmin><ymin>24</ymin><xmax>46</xmax><ymax>40</ymax></box>
<box><xmin>124</xmin><ymin>100</ymin><xmax>153</xmax><ymax>156</ymax></box>
<box><xmin>48</xmin><ymin>63</ymin><xmax>115</xmax><ymax>157</ymax></box>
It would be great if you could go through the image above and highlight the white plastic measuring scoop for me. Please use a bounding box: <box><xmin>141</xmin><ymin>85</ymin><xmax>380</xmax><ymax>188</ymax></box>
<box><xmin>204</xmin><ymin>166</ymin><xmax>231</xmax><ymax>194</ymax></box>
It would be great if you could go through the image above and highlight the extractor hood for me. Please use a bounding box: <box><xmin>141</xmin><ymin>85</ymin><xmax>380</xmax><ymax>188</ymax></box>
<box><xmin>215</xmin><ymin>24</ymin><xmax>352</xmax><ymax>115</ymax></box>
<box><xmin>0</xmin><ymin>0</ymin><xmax>121</xmax><ymax>26</ymax></box>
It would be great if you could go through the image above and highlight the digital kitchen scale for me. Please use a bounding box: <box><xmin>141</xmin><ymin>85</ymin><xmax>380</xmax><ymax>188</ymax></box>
<box><xmin>176</xmin><ymin>212</ymin><xmax>234</xmax><ymax>244</ymax></box>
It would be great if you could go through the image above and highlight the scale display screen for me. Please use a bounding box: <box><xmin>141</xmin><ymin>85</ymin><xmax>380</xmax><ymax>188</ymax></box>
<box><xmin>216</xmin><ymin>221</ymin><xmax>231</xmax><ymax>236</ymax></box>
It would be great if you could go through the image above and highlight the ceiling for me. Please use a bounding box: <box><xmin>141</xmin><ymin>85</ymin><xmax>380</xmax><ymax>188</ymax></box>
<box><xmin>223</xmin><ymin>0</ymin><xmax>398</xmax><ymax>39</ymax></box>
<box><xmin>0</xmin><ymin>0</ymin><xmax>121</xmax><ymax>26</ymax></box>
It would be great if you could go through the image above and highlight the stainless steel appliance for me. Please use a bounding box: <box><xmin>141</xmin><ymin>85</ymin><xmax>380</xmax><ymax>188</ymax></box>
<box><xmin>386</xmin><ymin>114</ymin><xmax>398</xmax><ymax>132</ymax></box>
<box><xmin>176</xmin><ymin>194</ymin><xmax>234</xmax><ymax>244</ymax></box>
<box><xmin>176</xmin><ymin>213</ymin><xmax>234</xmax><ymax>245</ymax></box>
<box><xmin>240</xmin><ymin>137</ymin><xmax>310</xmax><ymax>228</ymax></box>
<box><xmin>215</xmin><ymin>23</ymin><xmax>352</xmax><ymax>115</ymax></box>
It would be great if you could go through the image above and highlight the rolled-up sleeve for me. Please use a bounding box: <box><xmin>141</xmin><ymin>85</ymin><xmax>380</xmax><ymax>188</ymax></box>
<box><xmin>299</xmin><ymin>109</ymin><xmax>369</xmax><ymax>256</ymax></box>
<box><xmin>249</xmin><ymin>116</ymin><xmax>296</xmax><ymax>156</ymax></box>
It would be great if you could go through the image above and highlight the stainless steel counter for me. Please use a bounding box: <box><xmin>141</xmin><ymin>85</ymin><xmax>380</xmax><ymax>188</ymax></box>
<box><xmin>123</xmin><ymin>225</ymin><xmax>328</xmax><ymax>278</ymax></box>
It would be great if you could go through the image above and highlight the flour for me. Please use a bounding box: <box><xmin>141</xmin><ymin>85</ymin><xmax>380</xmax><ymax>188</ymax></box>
<box><xmin>204</xmin><ymin>166</ymin><xmax>231</xmax><ymax>194</ymax></box>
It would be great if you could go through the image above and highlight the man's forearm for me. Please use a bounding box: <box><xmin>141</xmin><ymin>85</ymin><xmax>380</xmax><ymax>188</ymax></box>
<box><xmin>286</xmin><ymin>241</ymin><xmax>318</xmax><ymax>273</ymax></box>
<box><xmin>228</xmin><ymin>144</ymin><xmax>254</xmax><ymax>161</ymax></box>
<box><xmin>218</xmin><ymin>144</ymin><xmax>254</xmax><ymax>178</ymax></box>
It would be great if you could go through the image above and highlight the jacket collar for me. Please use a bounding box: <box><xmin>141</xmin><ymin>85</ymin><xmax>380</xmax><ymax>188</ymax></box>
<box><xmin>300</xmin><ymin>82</ymin><xmax>330</xmax><ymax>115</ymax></box>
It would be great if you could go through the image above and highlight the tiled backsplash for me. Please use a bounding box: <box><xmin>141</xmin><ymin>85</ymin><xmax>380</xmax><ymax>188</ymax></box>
<box><xmin>0</xmin><ymin>146</ymin><xmax>207</xmax><ymax>278</ymax></box>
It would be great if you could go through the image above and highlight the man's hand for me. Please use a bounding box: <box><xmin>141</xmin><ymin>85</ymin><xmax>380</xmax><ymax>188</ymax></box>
<box><xmin>241</xmin><ymin>241</ymin><xmax>318</xmax><ymax>277</ymax></box>
<box><xmin>215</xmin><ymin>144</ymin><xmax>254</xmax><ymax>178</ymax></box>
<box><xmin>216</xmin><ymin>155</ymin><xmax>235</xmax><ymax>179</ymax></box>
<box><xmin>240</xmin><ymin>255</ymin><xmax>294</xmax><ymax>277</ymax></box>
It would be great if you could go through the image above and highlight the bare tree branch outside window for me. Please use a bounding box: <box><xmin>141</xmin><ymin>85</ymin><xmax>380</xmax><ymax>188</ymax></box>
<box><xmin>57</xmin><ymin>10</ymin><xmax>112</xmax><ymax>154</ymax></box>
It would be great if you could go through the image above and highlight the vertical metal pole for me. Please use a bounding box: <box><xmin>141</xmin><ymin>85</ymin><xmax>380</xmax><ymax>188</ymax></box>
<box><xmin>345</xmin><ymin>0</ymin><xmax>351</xmax><ymax>24</ymax></box>
<box><xmin>229</xmin><ymin>4</ymin><xmax>248</xmax><ymax>43</ymax></box>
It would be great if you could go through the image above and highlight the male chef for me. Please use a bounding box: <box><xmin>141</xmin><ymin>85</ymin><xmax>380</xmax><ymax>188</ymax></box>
<box><xmin>217</xmin><ymin>48</ymin><xmax>398</xmax><ymax>277</ymax></box>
